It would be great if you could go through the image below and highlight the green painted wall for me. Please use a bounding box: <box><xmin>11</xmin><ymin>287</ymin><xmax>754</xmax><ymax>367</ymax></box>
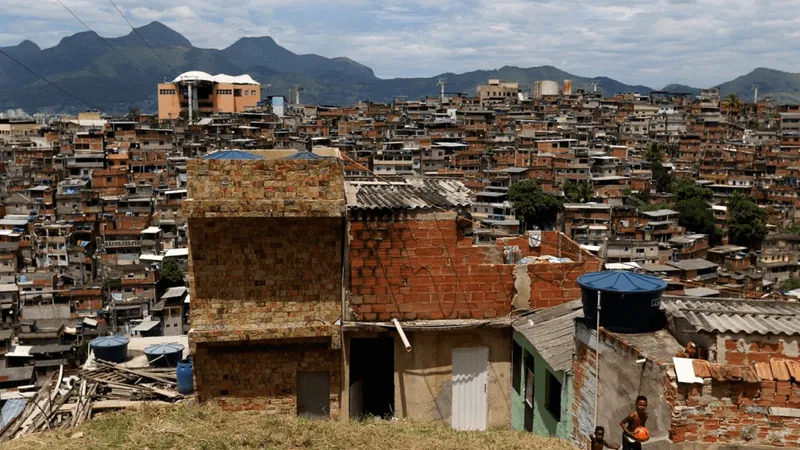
<box><xmin>511</xmin><ymin>331</ymin><xmax>573</xmax><ymax>440</ymax></box>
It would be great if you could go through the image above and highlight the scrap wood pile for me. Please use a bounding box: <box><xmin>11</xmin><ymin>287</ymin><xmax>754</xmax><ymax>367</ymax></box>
<box><xmin>0</xmin><ymin>360</ymin><xmax>187</xmax><ymax>441</ymax></box>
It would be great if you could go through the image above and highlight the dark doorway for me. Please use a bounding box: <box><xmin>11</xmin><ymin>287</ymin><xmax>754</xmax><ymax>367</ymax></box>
<box><xmin>297</xmin><ymin>371</ymin><xmax>330</xmax><ymax>419</ymax></box>
<box><xmin>350</xmin><ymin>337</ymin><xmax>394</xmax><ymax>419</ymax></box>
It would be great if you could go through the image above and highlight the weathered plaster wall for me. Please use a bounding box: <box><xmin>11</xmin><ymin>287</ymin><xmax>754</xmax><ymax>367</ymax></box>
<box><xmin>391</xmin><ymin>328</ymin><xmax>512</xmax><ymax>429</ymax></box>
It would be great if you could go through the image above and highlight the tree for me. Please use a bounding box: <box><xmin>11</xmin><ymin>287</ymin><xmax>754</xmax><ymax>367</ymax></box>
<box><xmin>563</xmin><ymin>180</ymin><xmax>594</xmax><ymax>203</ymax></box>
<box><xmin>781</xmin><ymin>277</ymin><xmax>800</xmax><ymax>292</ymax></box>
<box><xmin>671</xmin><ymin>178</ymin><xmax>713</xmax><ymax>202</ymax></box>
<box><xmin>159</xmin><ymin>258</ymin><xmax>185</xmax><ymax>288</ymax></box>
<box><xmin>652</xmin><ymin>161</ymin><xmax>673</xmax><ymax>193</ymax></box>
<box><xmin>126</xmin><ymin>107</ymin><xmax>141</xmax><ymax>122</ymax></box>
<box><xmin>727</xmin><ymin>192</ymin><xmax>768</xmax><ymax>247</ymax></box>
<box><xmin>675</xmin><ymin>197</ymin><xmax>723</xmax><ymax>245</ymax></box>
<box><xmin>644</xmin><ymin>142</ymin><xmax>665</xmax><ymax>164</ymax></box>
<box><xmin>508</xmin><ymin>180</ymin><xmax>562</xmax><ymax>230</ymax></box>
<box><xmin>723</xmin><ymin>93</ymin><xmax>743</xmax><ymax>122</ymax></box>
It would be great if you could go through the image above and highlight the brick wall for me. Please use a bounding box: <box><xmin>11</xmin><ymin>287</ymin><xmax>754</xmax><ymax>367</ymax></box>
<box><xmin>719</xmin><ymin>335</ymin><xmax>800</xmax><ymax>366</ymax></box>
<box><xmin>194</xmin><ymin>338</ymin><xmax>341</xmax><ymax>417</ymax></box>
<box><xmin>188</xmin><ymin>217</ymin><xmax>342</xmax><ymax>340</ymax></box>
<box><xmin>348</xmin><ymin>210</ymin><xmax>511</xmax><ymax>321</ymax></box>
<box><xmin>185</xmin><ymin>158</ymin><xmax>346</xmax><ymax>412</ymax></box>
<box><xmin>347</xmin><ymin>215</ymin><xmax>602</xmax><ymax>321</ymax></box>
<box><xmin>668</xmin><ymin>373</ymin><xmax>800</xmax><ymax>446</ymax></box>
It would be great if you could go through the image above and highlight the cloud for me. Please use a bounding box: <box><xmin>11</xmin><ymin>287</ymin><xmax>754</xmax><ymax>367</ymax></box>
<box><xmin>1</xmin><ymin>0</ymin><xmax>800</xmax><ymax>88</ymax></box>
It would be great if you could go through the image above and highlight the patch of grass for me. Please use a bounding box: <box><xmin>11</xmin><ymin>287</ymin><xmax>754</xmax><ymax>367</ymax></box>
<box><xmin>6</xmin><ymin>404</ymin><xmax>575</xmax><ymax>450</ymax></box>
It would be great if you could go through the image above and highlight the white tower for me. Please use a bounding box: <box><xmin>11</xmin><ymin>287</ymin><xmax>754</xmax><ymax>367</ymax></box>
<box><xmin>437</xmin><ymin>78</ymin><xmax>447</xmax><ymax>102</ymax></box>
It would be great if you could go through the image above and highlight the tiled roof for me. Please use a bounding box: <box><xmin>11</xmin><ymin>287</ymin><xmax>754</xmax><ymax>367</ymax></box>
<box><xmin>345</xmin><ymin>179</ymin><xmax>472</xmax><ymax>210</ymax></box>
<box><xmin>663</xmin><ymin>296</ymin><xmax>800</xmax><ymax>336</ymax></box>
<box><xmin>690</xmin><ymin>359</ymin><xmax>800</xmax><ymax>383</ymax></box>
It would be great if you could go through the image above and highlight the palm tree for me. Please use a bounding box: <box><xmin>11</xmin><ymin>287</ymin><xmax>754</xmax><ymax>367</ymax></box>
<box><xmin>723</xmin><ymin>93</ymin><xmax>743</xmax><ymax>122</ymax></box>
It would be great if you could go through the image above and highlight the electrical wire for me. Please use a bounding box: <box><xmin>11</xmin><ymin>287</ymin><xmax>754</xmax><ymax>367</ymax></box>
<box><xmin>54</xmin><ymin>0</ymin><xmax>164</xmax><ymax>81</ymax></box>
<box><xmin>108</xmin><ymin>0</ymin><xmax>178</xmax><ymax>75</ymax></box>
<box><xmin>0</xmin><ymin>48</ymin><xmax>94</xmax><ymax>109</ymax></box>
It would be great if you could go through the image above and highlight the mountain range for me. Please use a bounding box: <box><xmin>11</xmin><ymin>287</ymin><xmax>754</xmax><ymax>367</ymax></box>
<box><xmin>1</xmin><ymin>22</ymin><xmax>800</xmax><ymax>114</ymax></box>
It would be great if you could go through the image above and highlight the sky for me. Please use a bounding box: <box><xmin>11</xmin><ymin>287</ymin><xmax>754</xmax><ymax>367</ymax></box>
<box><xmin>1</xmin><ymin>0</ymin><xmax>799</xmax><ymax>88</ymax></box>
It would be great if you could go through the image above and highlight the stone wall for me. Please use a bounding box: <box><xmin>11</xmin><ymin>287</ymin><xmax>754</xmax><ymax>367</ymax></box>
<box><xmin>194</xmin><ymin>338</ymin><xmax>341</xmax><ymax>417</ymax></box>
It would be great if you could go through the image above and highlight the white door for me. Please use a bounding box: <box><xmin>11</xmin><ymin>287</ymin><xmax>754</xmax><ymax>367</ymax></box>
<box><xmin>452</xmin><ymin>346</ymin><xmax>489</xmax><ymax>431</ymax></box>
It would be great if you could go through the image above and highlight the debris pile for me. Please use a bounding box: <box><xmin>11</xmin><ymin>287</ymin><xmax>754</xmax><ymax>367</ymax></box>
<box><xmin>0</xmin><ymin>361</ymin><xmax>186</xmax><ymax>441</ymax></box>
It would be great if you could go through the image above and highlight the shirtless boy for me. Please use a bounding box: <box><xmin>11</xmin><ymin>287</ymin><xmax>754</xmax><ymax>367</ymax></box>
<box><xmin>619</xmin><ymin>395</ymin><xmax>648</xmax><ymax>450</ymax></box>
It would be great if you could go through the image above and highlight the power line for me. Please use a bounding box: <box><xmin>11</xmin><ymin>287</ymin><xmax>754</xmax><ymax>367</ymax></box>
<box><xmin>108</xmin><ymin>0</ymin><xmax>177</xmax><ymax>75</ymax></box>
<box><xmin>0</xmin><ymin>48</ymin><xmax>94</xmax><ymax>109</ymax></box>
<box><xmin>54</xmin><ymin>0</ymin><xmax>163</xmax><ymax>81</ymax></box>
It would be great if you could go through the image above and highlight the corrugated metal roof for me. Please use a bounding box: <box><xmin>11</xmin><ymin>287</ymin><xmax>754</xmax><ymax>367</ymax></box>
<box><xmin>345</xmin><ymin>179</ymin><xmax>472</xmax><ymax>210</ymax></box>
<box><xmin>513</xmin><ymin>300</ymin><xmax>583</xmax><ymax>372</ymax></box>
<box><xmin>663</xmin><ymin>296</ymin><xmax>800</xmax><ymax>336</ymax></box>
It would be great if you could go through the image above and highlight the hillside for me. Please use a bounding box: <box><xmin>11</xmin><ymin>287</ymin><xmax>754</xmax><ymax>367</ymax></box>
<box><xmin>5</xmin><ymin>404</ymin><xmax>574</xmax><ymax>450</ymax></box>
<box><xmin>5</xmin><ymin>23</ymin><xmax>800</xmax><ymax>113</ymax></box>
<box><xmin>0</xmin><ymin>22</ymin><xmax>654</xmax><ymax>113</ymax></box>
<box><xmin>716</xmin><ymin>67</ymin><xmax>800</xmax><ymax>104</ymax></box>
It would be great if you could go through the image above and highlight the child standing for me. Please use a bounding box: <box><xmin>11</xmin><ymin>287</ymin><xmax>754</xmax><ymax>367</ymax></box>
<box><xmin>589</xmin><ymin>426</ymin><xmax>620</xmax><ymax>450</ymax></box>
<box><xmin>619</xmin><ymin>395</ymin><xmax>648</xmax><ymax>450</ymax></box>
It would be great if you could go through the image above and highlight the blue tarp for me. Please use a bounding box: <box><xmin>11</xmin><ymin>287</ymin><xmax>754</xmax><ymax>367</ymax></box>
<box><xmin>1</xmin><ymin>399</ymin><xmax>26</xmax><ymax>427</ymax></box>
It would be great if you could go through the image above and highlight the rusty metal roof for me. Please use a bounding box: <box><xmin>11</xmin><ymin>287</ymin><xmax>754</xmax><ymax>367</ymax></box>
<box><xmin>663</xmin><ymin>296</ymin><xmax>800</xmax><ymax>336</ymax></box>
<box><xmin>345</xmin><ymin>179</ymin><xmax>473</xmax><ymax>210</ymax></box>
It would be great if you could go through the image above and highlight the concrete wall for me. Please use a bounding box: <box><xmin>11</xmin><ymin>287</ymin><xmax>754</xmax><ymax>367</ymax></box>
<box><xmin>573</xmin><ymin>320</ymin><xmax>674</xmax><ymax>448</ymax></box>
<box><xmin>395</xmin><ymin>328</ymin><xmax>511</xmax><ymax>428</ymax></box>
<box><xmin>343</xmin><ymin>328</ymin><xmax>511</xmax><ymax>429</ymax></box>
<box><xmin>511</xmin><ymin>330</ymin><xmax>573</xmax><ymax>439</ymax></box>
<box><xmin>715</xmin><ymin>333</ymin><xmax>800</xmax><ymax>365</ymax></box>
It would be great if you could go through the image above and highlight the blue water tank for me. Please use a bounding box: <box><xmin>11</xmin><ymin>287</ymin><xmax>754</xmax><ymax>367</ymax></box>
<box><xmin>177</xmin><ymin>358</ymin><xmax>194</xmax><ymax>395</ymax></box>
<box><xmin>144</xmin><ymin>343</ymin><xmax>185</xmax><ymax>368</ymax></box>
<box><xmin>90</xmin><ymin>335</ymin><xmax>129</xmax><ymax>363</ymax></box>
<box><xmin>578</xmin><ymin>271</ymin><xmax>667</xmax><ymax>334</ymax></box>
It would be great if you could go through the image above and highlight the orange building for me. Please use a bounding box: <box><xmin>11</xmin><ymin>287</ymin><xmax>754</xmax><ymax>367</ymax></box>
<box><xmin>157</xmin><ymin>71</ymin><xmax>261</xmax><ymax>120</ymax></box>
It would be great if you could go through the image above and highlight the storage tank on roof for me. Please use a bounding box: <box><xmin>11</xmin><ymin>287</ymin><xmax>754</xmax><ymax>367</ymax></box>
<box><xmin>90</xmin><ymin>335</ymin><xmax>129</xmax><ymax>363</ymax></box>
<box><xmin>144</xmin><ymin>343</ymin><xmax>185</xmax><ymax>368</ymax></box>
<box><xmin>578</xmin><ymin>271</ymin><xmax>667</xmax><ymax>334</ymax></box>
<box><xmin>539</xmin><ymin>80</ymin><xmax>559</xmax><ymax>96</ymax></box>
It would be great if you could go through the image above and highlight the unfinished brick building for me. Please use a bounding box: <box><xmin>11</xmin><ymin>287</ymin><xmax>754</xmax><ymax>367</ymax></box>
<box><xmin>185</xmin><ymin>157</ymin><xmax>345</xmax><ymax>416</ymax></box>
<box><xmin>342</xmin><ymin>179</ymin><xmax>601</xmax><ymax>430</ymax></box>
<box><xmin>572</xmin><ymin>295</ymin><xmax>800</xmax><ymax>449</ymax></box>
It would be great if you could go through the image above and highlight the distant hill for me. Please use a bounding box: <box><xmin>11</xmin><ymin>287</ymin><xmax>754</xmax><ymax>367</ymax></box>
<box><xmin>716</xmin><ymin>68</ymin><xmax>800</xmax><ymax>104</ymax></box>
<box><xmin>3</xmin><ymin>23</ymin><xmax>800</xmax><ymax>113</ymax></box>
<box><xmin>661</xmin><ymin>84</ymin><xmax>701</xmax><ymax>96</ymax></box>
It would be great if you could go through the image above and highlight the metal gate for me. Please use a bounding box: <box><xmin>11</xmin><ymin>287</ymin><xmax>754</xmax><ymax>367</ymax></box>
<box><xmin>451</xmin><ymin>347</ymin><xmax>489</xmax><ymax>431</ymax></box>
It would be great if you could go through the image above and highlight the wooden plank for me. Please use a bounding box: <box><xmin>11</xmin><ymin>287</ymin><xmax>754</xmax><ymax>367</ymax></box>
<box><xmin>91</xmin><ymin>400</ymin><xmax>169</xmax><ymax>410</ymax></box>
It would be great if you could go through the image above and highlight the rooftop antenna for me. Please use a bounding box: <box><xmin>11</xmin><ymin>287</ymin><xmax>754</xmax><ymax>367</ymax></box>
<box><xmin>293</xmin><ymin>85</ymin><xmax>304</xmax><ymax>105</ymax></box>
<box><xmin>437</xmin><ymin>78</ymin><xmax>447</xmax><ymax>102</ymax></box>
<box><xmin>752</xmin><ymin>85</ymin><xmax>759</xmax><ymax>104</ymax></box>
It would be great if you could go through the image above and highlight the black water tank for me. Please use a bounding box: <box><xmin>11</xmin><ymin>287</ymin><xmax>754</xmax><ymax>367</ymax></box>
<box><xmin>578</xmin><ymin>271</ymin><xmax>667</xmax><ymax>334</ymax></box>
